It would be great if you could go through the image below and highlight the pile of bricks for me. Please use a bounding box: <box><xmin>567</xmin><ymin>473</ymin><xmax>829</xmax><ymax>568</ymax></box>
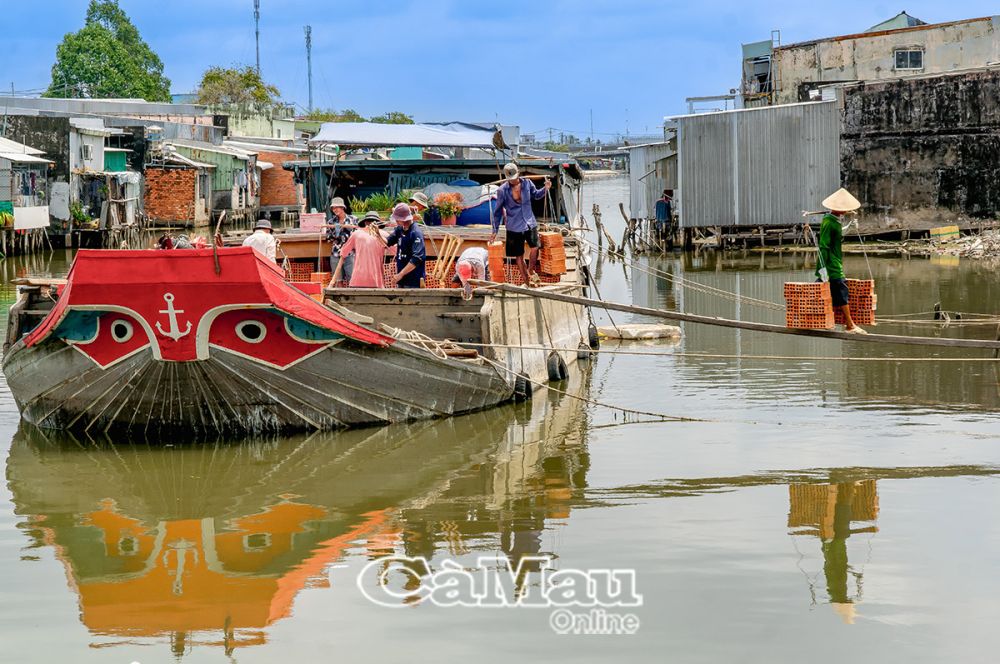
<box><xmin>144</xmin><ymin>167</ymin><xmax>195</xmax><ymax>223</ymax></box>
<box><xmin>310</xmin><ymin>272</ymin><xmax>331</xmax><ymax>287</ymax></box>
<box><xmin>487</xmin><ymin>242</ymin><xmax>506</xmax><ymax>283</ymax></box>
<box><xmin>784</xmin><ymin>282</ymin><xmax>834</xmax><ymax>329</ymax></box>
<box><xmin>285</xmin><ymin>261</ymin><xmax>314</xmax><ymax>282</ymax></box>
<box><xmin>833</xmin><ymin>279</ymin><xmax>876</xmax><ymax>326</ymax></box>
<box><xmin>538</xmin><ymin>231</ymin><xmax>567</xmax><ymax>276</ymax></box>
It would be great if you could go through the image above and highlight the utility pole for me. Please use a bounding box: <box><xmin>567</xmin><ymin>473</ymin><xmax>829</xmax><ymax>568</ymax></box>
<box><xmin>304</xmin><ymin>25</ymin><xmax>313</xmax><ymax>113</ymax></box>
<box><xmin>590</xmin><ymin>108</ymin><xmax>594</xmax><ymax>143</ymax></box>
<box><xmin>254</xmin><ymin>0</ymin><xmax>261</xmax><ymax>75</ymax></box>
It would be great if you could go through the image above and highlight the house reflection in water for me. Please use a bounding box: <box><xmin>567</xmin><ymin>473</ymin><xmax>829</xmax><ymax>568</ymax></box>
<box><xmin>788</xmin><ymin>480</ymin><xmax>879</xmax><ymax>624</ymax></box>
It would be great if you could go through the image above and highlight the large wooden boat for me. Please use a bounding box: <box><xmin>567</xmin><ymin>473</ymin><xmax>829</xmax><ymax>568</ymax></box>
<box><xmin>2</xmin><ymin>247</ymin><xmax>515</xmax><ymax>436</ymax></box>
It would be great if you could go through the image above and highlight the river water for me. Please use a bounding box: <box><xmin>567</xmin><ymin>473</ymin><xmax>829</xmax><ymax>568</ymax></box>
<box><xmin>2</xmin><ymin>175</ymin><xmax>1000</xmax><ymax>663</ymax></box>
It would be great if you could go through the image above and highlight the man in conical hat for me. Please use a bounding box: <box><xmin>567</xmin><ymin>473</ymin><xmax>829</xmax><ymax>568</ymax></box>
<box><xmin>817</xmin><ymin>188</ymin><xmax>867</xmax><ymax>334</ymax></box>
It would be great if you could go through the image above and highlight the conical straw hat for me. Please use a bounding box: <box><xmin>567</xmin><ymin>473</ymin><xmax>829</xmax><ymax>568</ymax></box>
<box><xmin>822</xmin><ymin>188</ymin><xmax>861</xmax><ymax>212</ymax></box>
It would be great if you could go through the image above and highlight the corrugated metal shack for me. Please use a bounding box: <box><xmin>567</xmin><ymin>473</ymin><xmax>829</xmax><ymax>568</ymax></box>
<box><xmin>627</xmin><ymin>142</ymin><xmax>676</xmax><ymax>220</ymax></box>
<box><xmin>674</xmin><ymin>101</ymin><xmax>840</xmax><ymax>237</ymax></box>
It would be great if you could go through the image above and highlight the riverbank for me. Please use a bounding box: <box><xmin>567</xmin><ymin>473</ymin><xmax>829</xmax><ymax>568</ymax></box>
<box><xmin>750</xmin><ymin>228</ymin><xmax>1000</xmax><ymax>260</ymax></box>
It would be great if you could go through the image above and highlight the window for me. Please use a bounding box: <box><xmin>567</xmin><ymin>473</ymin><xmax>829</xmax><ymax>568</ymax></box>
<box><xmin>894</xmin><ymin>49</ymin><xmax>923</xmax><ymax>70</ymax></box>
<box><xmin>80</xmin><ymin>143</ymin><xmax>93</xmax><ymax>161</ymax></box>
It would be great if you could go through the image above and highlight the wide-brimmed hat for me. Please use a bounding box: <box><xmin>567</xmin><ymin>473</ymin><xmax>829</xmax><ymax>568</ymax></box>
<box><xmin>254</xmin><ymin>219</ymin><xmax>272</xmax><ymax>230</ymax></box>
<box><xmin>329</xmin><ymin>196</ymin><xmax>346</xmax><ymax>210</ymax></box>
<box><xmin>391</xmin><ymin>202</ymin><xmax>413</xmax><ymax>223</ymax></box>
<box><xmin>503</xmin><ymin>162</ymin><xmax>519</xmax><ymax>182</ymax></box>
<box><xmin>409</xmin><ymin>192</ymin><xmax>430</xmax><ymax>208</ymax></box>
<box><xmin>821</xmin><ymin>188</ymin><xmax>861</xmax><ymax>212</ymax></box>
<box><xmin>360</xmin><ymin>211</ymin><xmax>382</xmax><ymax>226</ymax></box>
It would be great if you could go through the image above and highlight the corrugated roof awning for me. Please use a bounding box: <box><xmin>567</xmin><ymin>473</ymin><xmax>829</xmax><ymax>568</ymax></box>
<box><xmin>164</xmin><ymin>152</ymin><xmax>216</xmax><ymax>169</ymax></box>
<box><xmin>309</xmin><ymin>122</ymin><xmax>506</xmax><ymax>149</ymax></box>
<box><xmin>0</xmin><ymin>153</ymin><xmax>54</xmax><ymax>164</ymax></box>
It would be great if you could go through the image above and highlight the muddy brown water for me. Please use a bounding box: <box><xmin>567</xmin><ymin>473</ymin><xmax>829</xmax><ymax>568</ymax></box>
<box><xmin>1</xmin><ymin>175</ymin><xmax>1000</xmax><ymax>662</ymax></box>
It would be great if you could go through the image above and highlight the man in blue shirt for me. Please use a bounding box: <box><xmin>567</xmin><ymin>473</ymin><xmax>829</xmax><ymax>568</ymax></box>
<box><xmin>386</xmin><ymin>202</ymin><xmax>426</xmax><ymax>288</ymax></box>
<box><xmin>490</xmin><ymin>162</ymin><xmax>551</xmax><ymax>286</ymax></box>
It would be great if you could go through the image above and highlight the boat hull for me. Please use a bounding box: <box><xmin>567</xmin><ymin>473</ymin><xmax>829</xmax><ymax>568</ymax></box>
<box><xmin>4</xmin><ymin>335</ymin><xmax>512</xmax><ymax>436</ymax></box>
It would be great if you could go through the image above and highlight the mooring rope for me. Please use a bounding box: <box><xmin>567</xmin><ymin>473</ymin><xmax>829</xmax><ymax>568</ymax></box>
<box><xmin>479</xmin><ymin>355</ymin><xmax>706</xmax><ymax>423</ymax></box>
<box><xmin>581</xmin><ymin>236</ymin><xmax>787</xmax><ymax>311</ymax></box>
<box><xmin>464</xmin><ymin>341</ymin><xmax>1000</xmax><ymax>362</ymax></box>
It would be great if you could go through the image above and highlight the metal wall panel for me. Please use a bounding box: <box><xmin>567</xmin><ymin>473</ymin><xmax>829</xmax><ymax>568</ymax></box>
<box><xmin>627</xmin><ymin>142</ymin><xmax>675</xmax><ymax>219</ymax></box>
<box><xmin>677</xmin><ymin>101</ymin><xmax>840</xmax><ymax>228</ymax></box>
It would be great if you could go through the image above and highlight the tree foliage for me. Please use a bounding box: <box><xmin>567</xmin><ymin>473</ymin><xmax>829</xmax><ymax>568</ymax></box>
<box><xmin>370</xmin><ymin>111</ymin><xmax>415</xmax><ymax>125</ymax></box>
<box><xmin>303</xmin><ymin>108</ymin><xmax>366</xmax><ymax>122</ymax></box>
<box><xmin>195</xmin><ymin>65</ymin><xmax>281</xmax><ymax>106</ymax></box>
<box><xmin>304</xmin><ymin>109</ymin><xmax>414</xmax><ymax>124</ymax></box>
<box><xmin>44</xmin><ymin>0</ymin><xmax>170</xmax><ymax>101</ymax></box>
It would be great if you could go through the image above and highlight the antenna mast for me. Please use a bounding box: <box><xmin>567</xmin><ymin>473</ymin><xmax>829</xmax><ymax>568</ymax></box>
<box><xmin>254</xmin><ymin>0</ymin><xmax>261</xmax><ymax>74</ymax></box>
<box><xmin>304</xmin><ymin>25</ymin><xmax>313</xmax><ymax>113</ymax></box>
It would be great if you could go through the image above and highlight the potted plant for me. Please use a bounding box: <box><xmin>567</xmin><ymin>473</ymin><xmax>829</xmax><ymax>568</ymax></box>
<box><xmin>433</xmin><ymin>192</ymin><xmax>463</xmax><ymax>226</ymax></box>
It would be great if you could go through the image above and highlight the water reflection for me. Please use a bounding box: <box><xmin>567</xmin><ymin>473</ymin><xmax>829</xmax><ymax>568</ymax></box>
<box><xmin>6</xmin><ymin>368</ymin><xmax>591</xmax><ymax>656</ymax></box>
<box><xmin>589</xmin><ymin>465</ymin><xmax>1000</xmax><ymax>623</ymax></box>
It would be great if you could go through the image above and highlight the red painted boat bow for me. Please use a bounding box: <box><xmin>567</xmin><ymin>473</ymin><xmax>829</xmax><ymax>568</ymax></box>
<box><xmin>26</xmin><ymin>248</ymin><xmax>394</xmax><ymax>362</ymax></box>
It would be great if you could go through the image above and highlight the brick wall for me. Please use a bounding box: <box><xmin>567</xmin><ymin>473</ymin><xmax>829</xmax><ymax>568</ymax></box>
<box><xmin>257</xmin><ymin>150</ymin><xmax>300</xmax><ymax>208</ymax></box>
<box><xmin>145</xmin><ymin>167</ymin><xmax>196</xmax><ymax>223</ymax></box>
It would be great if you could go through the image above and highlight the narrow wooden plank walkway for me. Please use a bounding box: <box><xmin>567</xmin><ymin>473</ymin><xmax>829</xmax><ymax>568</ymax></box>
<box><xmin>482</xmin><ymin>282</ymin><xmax>1000</xmax><ymax>351</ymax></box>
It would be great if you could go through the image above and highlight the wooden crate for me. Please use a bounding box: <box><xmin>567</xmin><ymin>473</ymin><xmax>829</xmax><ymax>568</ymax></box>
<box><xmin>784</xmin><ymin>282</ymin><xmax>834</xmax><ymax>329</ymax></box>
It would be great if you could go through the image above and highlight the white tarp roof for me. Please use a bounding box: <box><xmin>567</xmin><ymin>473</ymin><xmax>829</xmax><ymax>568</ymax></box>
<box><xmin>0</xmin><ymin>153</ymin><xmax>53</xmax><ymax>164</ymax></box>
<box><xmin>309</xmin><ymin>122</ymin><xmax>505</xmax><ymax>149</ymax></box>
<box><xmin>0</xmin><ymin>137</ymin><xmax>44</xmax><ymax>155</ymax></box>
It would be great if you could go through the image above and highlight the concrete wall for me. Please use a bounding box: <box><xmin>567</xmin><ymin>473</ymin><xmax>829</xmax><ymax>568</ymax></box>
<box><xmin>145</xmin><ymin>167</ymin><xmax>196</xmax><ymax>223</ymax></box>
<box><xmin>840</xmin><ymin>68</ymin><xmax>1000</xmax><ymax>226</ymax></box>
<box><xmin>774</xmin><ymin>17</ymin><xmax>1000</xmax><ymax>104</ymax></box>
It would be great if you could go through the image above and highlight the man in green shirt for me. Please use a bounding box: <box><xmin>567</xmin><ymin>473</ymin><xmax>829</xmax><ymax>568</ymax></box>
<box><xmin>816</xmin><ymin>188</ymin><xmax>867</xmax><ymax>334</ymax></box>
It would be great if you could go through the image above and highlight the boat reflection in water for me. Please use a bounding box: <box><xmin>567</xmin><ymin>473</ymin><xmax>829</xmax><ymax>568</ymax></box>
<box><xmin>6</xmin><ymin>369</ymin><xmax>592</xmax><ymax>656</ymax></box>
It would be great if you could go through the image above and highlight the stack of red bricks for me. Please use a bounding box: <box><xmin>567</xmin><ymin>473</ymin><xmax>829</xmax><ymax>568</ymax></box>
<box><xmin>538</xmin><ymin>231</ymin><xmax>567</xmax><ymax>276</ymax></box>
<box><xmin>784</xmin><ymin>282</ymin><xmax>834</xmax><ymax>329</ymax></box>
<box><xmin>833</xmin><ymin>279</ymin><xmax>876</xmax><ymax>326</ymax></box>
<box><xmin>286</xmin><ymin>261</ymin><xmax>315</xmax><ymax>282</ymax></box>
<box><xmin>257</xmin><ymin>150</ymin><xmax>302</xmax><ymax>207</ymax></box>
<box><xmin>144</xmin><ymin>167</ymin><xmax>195</xmax><ymax>223</ymax></box>
<box><xmin>487</xmin><ymin>242</ymin><xmax>506</xmax><ymax>283</ymax></box>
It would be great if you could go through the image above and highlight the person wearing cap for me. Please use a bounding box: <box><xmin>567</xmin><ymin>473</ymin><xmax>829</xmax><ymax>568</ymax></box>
<box><xmin>332</xmin><ymin>211</ymin><xmax>388</xmax><ymax>288</ymax></box>
<box><xmin>451</xmin><ymin>246</ymin><xmax>490</xmax><ymax>299</ymax></box>
<box><xmin>242</xmin><ymin>218</ymin><xmax>277</xmax><ymax>262</ymax></box>
<box><xmin>386</xmin><ymin>202</ymin><xmax>426</xmax><ymax>288</ymax></box>
<box><xmin>490</xmin><ymin>162</ymin><xmax>551</xmax><ymax>286</ymax></box>
<box><xmin>325</xmin><ymin>196</ymin><xmax>358</xmax><ymax>282</ymax></box>
<box><xmin>816</xmin><ymin>188</ymin><xmax>867</xmax><ymax>334</ymax></box>
<box><xmin>409</xmin><ymin>192</ymin><xmax>430</xmax><ymax>217</ymax></box>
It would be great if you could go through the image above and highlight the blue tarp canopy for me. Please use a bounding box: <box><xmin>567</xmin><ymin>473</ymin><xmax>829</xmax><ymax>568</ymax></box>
<box><xmin>309</xmin><ymin>122</ymin><xmax>505</xmax><ymax>149</ymax></box>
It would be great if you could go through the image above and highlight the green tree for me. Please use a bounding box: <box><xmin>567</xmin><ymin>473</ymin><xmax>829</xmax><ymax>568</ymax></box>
<box><xmin>44</xmin><ymin>0</ymin><xmax>170</xmax><ymax>101</ymax></box>
<box><xmin>195</xmin><ymin>65</ymin><xmax>280</xmax><ymax>106</ymax></box>
<box><xmin>303</xmin><ymin>108</ymin><xmax>366</xmax><ymax>122</ymax></box>
<box><xmin>370</xmin><ymin>111</ymin><xmax>415</xmax><ymax>125</ymax></box>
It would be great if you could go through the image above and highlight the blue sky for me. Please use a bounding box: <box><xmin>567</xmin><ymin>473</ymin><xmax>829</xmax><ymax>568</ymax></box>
<box><xmin>2</xmin><ymin>1</ymin><xmax>997</xmax><ymax>139</ymax></box>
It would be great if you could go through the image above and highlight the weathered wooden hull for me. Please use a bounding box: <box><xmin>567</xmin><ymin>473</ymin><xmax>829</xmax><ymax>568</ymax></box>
<box><xmin>4</xmin><ymin>334</ymin><xmax>513</xmax><ymax>437</ymax></box>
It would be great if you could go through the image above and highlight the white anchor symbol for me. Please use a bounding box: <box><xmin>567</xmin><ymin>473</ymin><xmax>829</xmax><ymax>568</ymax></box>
<box><xmin>155</xmin><ymin>293</ymin><xmax>192</xmax><ymax>340</ymax></box>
